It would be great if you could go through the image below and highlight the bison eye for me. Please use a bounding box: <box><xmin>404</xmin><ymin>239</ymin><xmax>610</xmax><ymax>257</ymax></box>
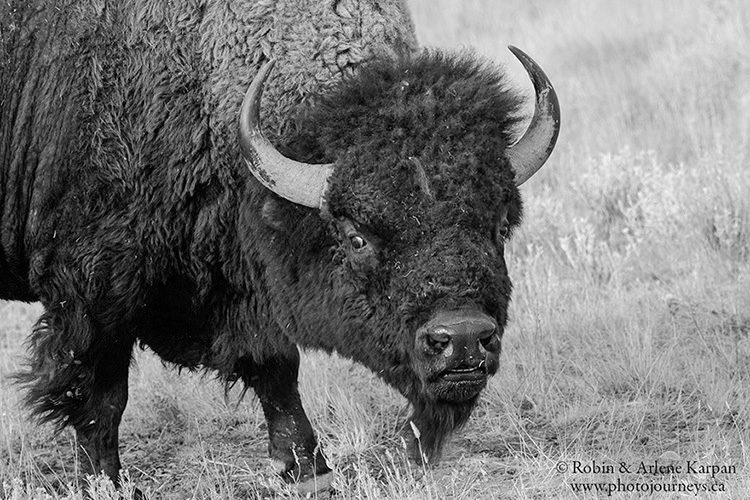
<box><xmin>349</xmin><ymin>234</ymin><xmax>367</xmax><ymax>250</ymax></box>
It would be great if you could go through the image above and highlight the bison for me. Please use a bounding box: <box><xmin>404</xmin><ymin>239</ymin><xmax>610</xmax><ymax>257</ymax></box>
<box><xmin>0</xmin><ymin>0</ymin><xmax>559</xmax><ymax>494</ymax></box>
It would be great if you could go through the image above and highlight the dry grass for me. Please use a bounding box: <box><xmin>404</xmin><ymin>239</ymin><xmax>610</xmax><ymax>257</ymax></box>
<box><xmin>3</xmin><ymin>0</ymin><xmax>750</xmax><ymax>498</ymax></box>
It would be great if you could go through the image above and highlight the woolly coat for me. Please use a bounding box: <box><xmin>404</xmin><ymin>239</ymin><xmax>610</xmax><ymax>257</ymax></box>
<box><xmin>0</xmin><ymin>0</ymin><xmax>417</xmax><ymax>417</ymax></box>
<box><xmin>0</xmin><ymin>0</ymin><xmax>417</xmax><ymax>297</ymax></box>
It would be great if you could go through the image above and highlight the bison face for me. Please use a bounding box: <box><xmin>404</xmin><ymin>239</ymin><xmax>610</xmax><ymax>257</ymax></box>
<box><xmin>324</xmin><ymin>156</ymin><xmax>519</xmax><ymax>404</ymax></box>
<box><xmin>407</xmin><ymin>209</ymin><xmax>512</xmax><ymax>402</ymax></box>
<box><xmin>240</xmin><ymin>48</ymin><xmax>559</xmax><ymax>456</ymax></box>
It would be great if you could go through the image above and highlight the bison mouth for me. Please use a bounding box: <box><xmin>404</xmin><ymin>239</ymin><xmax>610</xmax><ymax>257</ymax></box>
<box><xmin>423</xmin><ymin>363</ymin><xmax>490</xmax><ymax>402</ymax></box>
<box><xmin>440</xmin><ymin>363</ymin><xmax>487</xmax><ymax>382</ymax></box>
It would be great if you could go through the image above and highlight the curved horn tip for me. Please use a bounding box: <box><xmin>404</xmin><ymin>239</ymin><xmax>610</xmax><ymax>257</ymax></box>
<box><xmin>240</xmin><ymin>59</ymin><xmax>277</xmax><ymax>142</ymax></box>
<box><xmin>256</xmin><ymin>59</ymin><xmax>277</xmax><ymax>82</ymax></box>
<box><xmin>507</xmin><ymin>45</ymin><xmax>530</xmax><ymax>64</ymax></box>
<box><xmin>505</xmin><ymin>45</ymin><xmax>561</xmax><ymax>186</ymax></box>
<box><xmin>507</xmin><ymin>46</ymin><xmax>555</xmax><ymax>95</ymax></box>
<box><xmin>255</xmin><ymin>58</ymin><xmax>277</xmax><ymax>78</ymax></box>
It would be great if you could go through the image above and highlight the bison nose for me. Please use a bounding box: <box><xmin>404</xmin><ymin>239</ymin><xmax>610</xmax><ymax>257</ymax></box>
<box><xmin>421</xmin><ymin>310</ymin><xmax>500</xmax><ymax>358</ymax></box>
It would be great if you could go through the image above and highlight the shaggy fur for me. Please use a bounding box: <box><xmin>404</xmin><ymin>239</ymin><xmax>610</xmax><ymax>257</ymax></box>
<box><xmin>0</xmin><ymin>0</ymin><xmax>527</xmax><ymax>489</ymax></box>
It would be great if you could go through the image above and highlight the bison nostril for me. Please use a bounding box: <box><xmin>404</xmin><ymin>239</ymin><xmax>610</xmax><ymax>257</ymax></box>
<box><xmin>426</xmin><ymin>329</ymin><xmax>451</xmax><ymax>351</ymax></box>
<box><xmin>479</xmin><ymin>331</ymin><xmax>500</xmax><ymax>351</ymax></box>
<box><xmin>477</xmin><ymin>325</ymin><xmax>496</xmax><ymax>341</ymax></box>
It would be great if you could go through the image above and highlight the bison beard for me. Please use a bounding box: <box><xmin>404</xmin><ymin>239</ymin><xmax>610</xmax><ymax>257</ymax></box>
<box><xmin>3</xmin><ymin>2</ymin><xmax>559</xmax><ymax>491</ymax></box>
<box><xmin>409</xmin><ymin>397</ymin><xmax>479</xmax><ymax>460</ymax></box>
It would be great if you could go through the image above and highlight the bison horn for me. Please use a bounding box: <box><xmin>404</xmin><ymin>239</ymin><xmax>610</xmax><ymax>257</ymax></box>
<box><xmin>239</xmin><ymin>60</ymin><xmax>335</xmax><ymax>209</ymax></box>
<box><xmin>506</xmin><ymin>46</ymin><xmax>561</xmax><ymax>186</ymax></box>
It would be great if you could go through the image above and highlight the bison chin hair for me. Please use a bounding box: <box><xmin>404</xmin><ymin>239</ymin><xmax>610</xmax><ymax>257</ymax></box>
<box><xmin>405</xmin><ymin>395</ymin><xmax>479</xmax><ymax>463</ymax></box>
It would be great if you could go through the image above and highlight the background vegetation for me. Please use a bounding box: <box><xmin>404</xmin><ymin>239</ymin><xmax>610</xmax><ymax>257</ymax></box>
<box><xmin>2</xmin><ymin>0</ymin><xmax>749</xmax><ymax>497</ymax></box>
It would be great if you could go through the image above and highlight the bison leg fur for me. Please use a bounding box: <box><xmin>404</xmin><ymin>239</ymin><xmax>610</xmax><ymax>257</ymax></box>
<box><xmin>238</xmin><ymin>345</ymin><xmax>331</xmax><ymax>489</ymax></box>
<box><xmin>18</xmin><ymin>305</ymin><xmax>134</xmax><ymax>488</ymax></box>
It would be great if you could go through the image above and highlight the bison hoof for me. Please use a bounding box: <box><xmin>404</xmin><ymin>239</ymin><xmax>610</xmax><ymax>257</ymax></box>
<box><xmin>295</xmin><ymin>471</ymin><xmax>334</xmax><ymax>496</ymax></box>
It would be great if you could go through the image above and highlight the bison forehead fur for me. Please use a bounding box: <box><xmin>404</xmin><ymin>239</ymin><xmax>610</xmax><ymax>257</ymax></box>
<box><xmin>302</xmin><ymin>51</ymin><xmax>524</xmax><ymax>230</ymax></box>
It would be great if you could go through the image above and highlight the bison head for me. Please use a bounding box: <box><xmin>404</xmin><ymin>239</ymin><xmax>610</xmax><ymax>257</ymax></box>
<box><xmin>239</xmin><ymin>48</ymin><xmax>559</xmax><ymax>458</ymax></box>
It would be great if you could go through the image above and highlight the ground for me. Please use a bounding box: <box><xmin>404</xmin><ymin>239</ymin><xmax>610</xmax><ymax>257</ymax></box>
<box><xmin>2</xmin><ymin>0</ymin><xmax>750</xmax><ymax>498</ymax></box>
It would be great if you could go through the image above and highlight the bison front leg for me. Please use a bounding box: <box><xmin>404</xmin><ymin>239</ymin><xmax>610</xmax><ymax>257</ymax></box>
<box><xmin>239</xmin><ymin>345</ymin><xmax>332</xmax><ymax>492</ymax></box>
<box><xmin>73</xmin><ymin>351</ymin><xmax>130</xmax><ymax>485</ymax></box>
<box><xmin>19</xmin><ymin>305</ymin><xmax>134</xmax><ymax>492</ymax></box>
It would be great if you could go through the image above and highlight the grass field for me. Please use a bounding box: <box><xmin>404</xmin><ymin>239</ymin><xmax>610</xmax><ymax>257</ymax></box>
<box><xmin>3</xmin><ymin>0</ymin><xmax>750</xmax><ymax>498</ymax></box>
